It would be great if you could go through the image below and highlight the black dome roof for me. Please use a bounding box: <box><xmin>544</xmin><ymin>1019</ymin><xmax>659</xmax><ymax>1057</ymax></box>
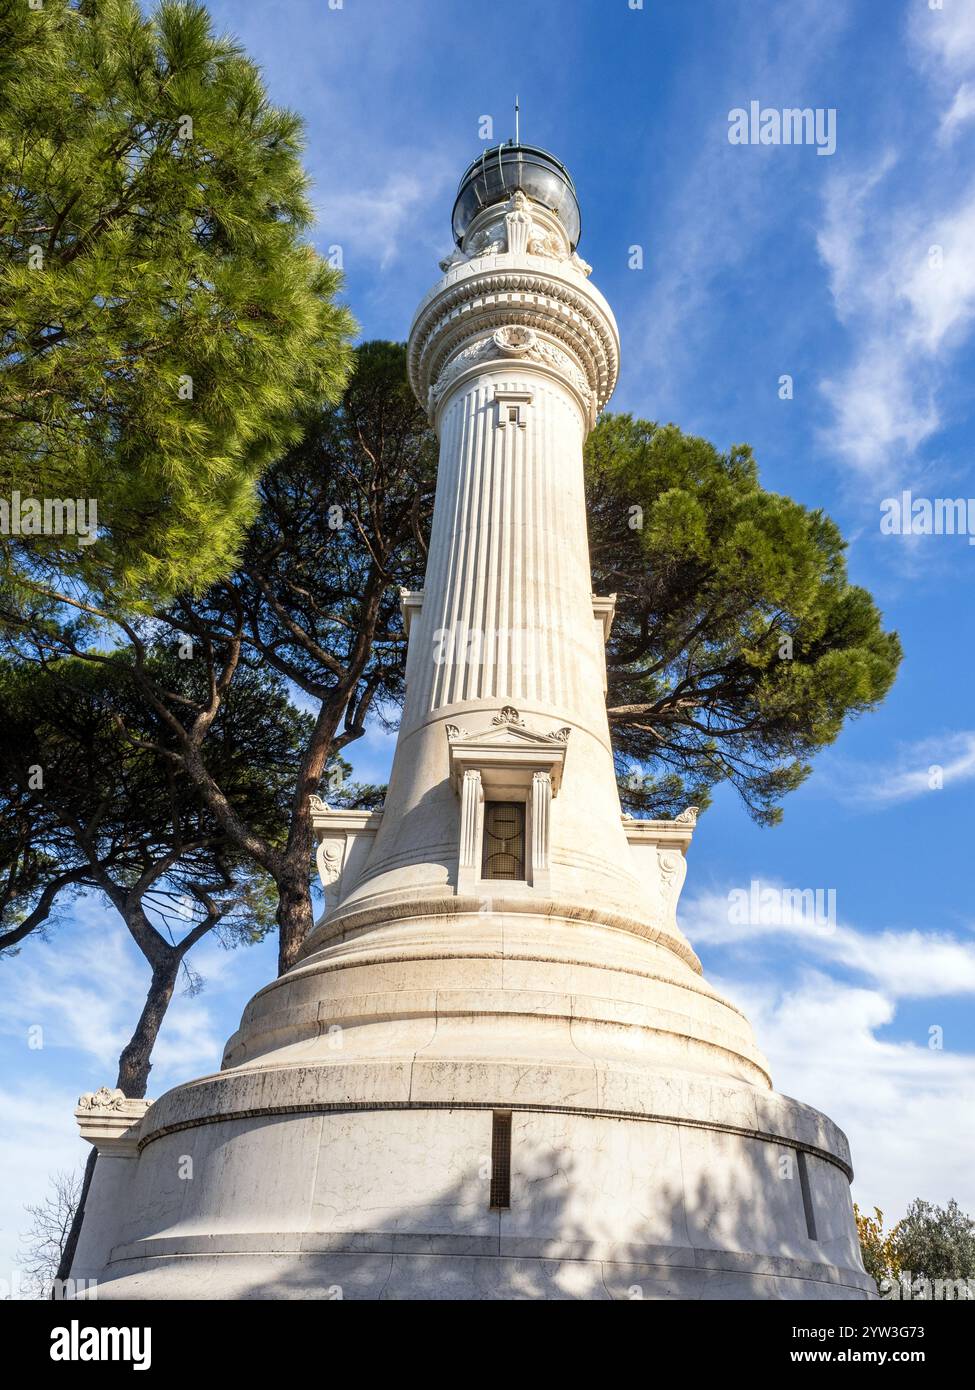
<box><xmin>451</xmin><ymin>143</ymin><xmax>581</xmax><ymax>249</ymax></box>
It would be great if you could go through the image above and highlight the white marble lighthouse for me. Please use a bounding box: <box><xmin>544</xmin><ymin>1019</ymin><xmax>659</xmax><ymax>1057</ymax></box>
<box><xmin>71</xmin><ymin>144</ymin><xmax>873</xmax><ymax>1300</ymax></box>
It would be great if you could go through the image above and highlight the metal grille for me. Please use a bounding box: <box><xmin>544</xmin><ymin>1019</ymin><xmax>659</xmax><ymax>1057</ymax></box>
<box><xmin>481</xmin><ymin>802</ymin><xmax>525</xmax><ymax>880</ymax></box>
<box><xmin>489</xmin><ymin>1111</ymin><xmax>512</xmax><ymax>1209</ymax></box>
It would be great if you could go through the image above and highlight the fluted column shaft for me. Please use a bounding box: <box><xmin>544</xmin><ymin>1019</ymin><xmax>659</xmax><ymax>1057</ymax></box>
<box><xmin>403</xmin><ymin>369</ymin><xmax>605</xmax><ymax>734</ymax></box>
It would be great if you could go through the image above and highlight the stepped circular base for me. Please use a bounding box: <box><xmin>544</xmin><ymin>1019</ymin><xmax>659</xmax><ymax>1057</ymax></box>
<box><xmin>76</xmin><ymin>1096</ymin><xmax>874</xmax><ymax>1301</ymax></box>
<box><xmin>84</xmin><ymin>1248</ymin><xmax>874</xmax><ymax>1301</ymax></box>
<box><xmin>69</xmin><ymin>910</ymin><xmax>872</xmax><ymax>1301</ymax></box>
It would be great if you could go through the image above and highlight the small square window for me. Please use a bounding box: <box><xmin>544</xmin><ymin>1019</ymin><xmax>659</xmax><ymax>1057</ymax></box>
<box><xmin>494</xmin><ymin>390</ymin><xmax>531</xmax><ymax>429</ymax></box>
<box><xmin>481</xmin><ymin>802</ymin><xmax>525</xmax><ymax>880</ymax></box>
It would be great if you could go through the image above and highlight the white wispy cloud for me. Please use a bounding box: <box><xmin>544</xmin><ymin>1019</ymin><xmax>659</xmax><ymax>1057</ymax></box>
<box><xmin>0</xmin><ymin>904</ymin><xmax>271</xmax><ymax>1288</ymax></box>
<box><xmin>823</xmin><ymin>730</ymin><xmax>975</xmax><ymax>806</ymax></box>
<box><xmin>817</xmin><ymin>6</ymin><xmax>975</xmax><ymax>482</ymax></box>
<box><xmin>0</xmin><ymin>1084</ymin><xmax>88</xmax><ymax>1294</ymax></box>
<box><xmin>314</xmin><ymin>158</ymin><xmax>456</xmax><ymax>272</ymax></box>
<box><xmin>0</xmin><ymin>915</ymin><xmax>226</xmax><ymax>1082</ymax></box>
<box><xmin>910</xmin><ymin>0</ymin><xmax>975</xmax><ymax>84</ymax></box>
<box><xmin>620</xmin><ymin>1</ymin><xmax>848</xmax><ymax>413</ymax></box>
<box><xmin>938</xmin><ymin>80</ymin><xmax>975</xmax><ymax>143</ymax></box>
<box><xmin>909</xmin><ymin>0</ymin><xmax>975</xmax><ymax>144</ymax></box>
<box><xmin>715</xmin><ymin>969</ymin><xmax>975</xmax><ymax>1217</ymax></box>
<box><xmin>681</xmin><ymin>875</ymin><xmax>975</xmax><ymax>1214</ymax></box>
<box><xmin>682</xmin><ymin>884</ymin><xmax>975</xmax><ymax>998</ymax></box>
<box><xmin>0</xmin><ymin>895</ymin><xmax>272</xmax><ymax>1088</ymax></box>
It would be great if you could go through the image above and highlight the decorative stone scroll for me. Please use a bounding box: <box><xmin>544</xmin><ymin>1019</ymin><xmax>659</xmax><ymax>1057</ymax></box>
<box><xmin>78</xmin><ymin>1086</ymin><xmax>128</xmax><ymax>1112</ymax></box>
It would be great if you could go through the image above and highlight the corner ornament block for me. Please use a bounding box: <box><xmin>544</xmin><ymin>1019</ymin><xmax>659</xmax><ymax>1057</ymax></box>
<box><xmin>310</xmin><ymin>798</ymin><xmax>384</xmax><ymax>916</ymax></box>
<box><xmin>75</xmin><ymin>1088</ymin><xmax>153</xmax><ymax>1157</ymax></box>
<box><xmin>622</xmin><ymin>807</ymin><xmax>699</xmax><ymax>931</ymax></box>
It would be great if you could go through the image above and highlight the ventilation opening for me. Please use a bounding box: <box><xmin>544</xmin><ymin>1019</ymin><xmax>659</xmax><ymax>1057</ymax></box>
<box><xmin>482</xmin><ymin>802</ymin><xmax>525</xmax><ymax>880</ymax></box>
<box><xmin>489</xmin><ymin>1111</ymin><xmax>512</xmax><ymax>1209</ymax></box>
<box><xmin>797</xmin><ymin>1149</ymin><xmax>818</xmax><ymax>1240</ymax></box>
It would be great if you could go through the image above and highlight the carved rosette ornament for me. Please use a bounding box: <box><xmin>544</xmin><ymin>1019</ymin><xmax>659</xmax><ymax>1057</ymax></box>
<box><xmin>493</xmin><ymin>325</ymin><xmax>536</xmax><ymax>356</ymax></box>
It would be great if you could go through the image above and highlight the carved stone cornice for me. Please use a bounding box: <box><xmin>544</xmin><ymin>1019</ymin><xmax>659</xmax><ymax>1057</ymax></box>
<box><xmin>621</xmin><ymin>810</ymin><xmax>698</xmax><ymax>849</ymax></box>
<box><xmin>408</xmin><ymin>244</ymin><xmax>620</xmax><ymax>428</ymax></box>
<box><xmin>446</xmin><ymin>708</ymin><xmax>570</xmax><ymax>798</ymax></box>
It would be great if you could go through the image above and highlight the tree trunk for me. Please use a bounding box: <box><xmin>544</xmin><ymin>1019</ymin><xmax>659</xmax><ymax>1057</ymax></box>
<box><xmin>54</xmin><ymin>952</ymin><xmax>182</xmax><ymax>1286</ymax></box>
<box><xmin>115</xmin><ymin>955</ymin><xmax>182</xmax><ymax>1099</ymax></box>
<box><xmin>53</xmin><ymin>1146</ymin><xmax>96</xmax><ymax>1293</ymax></box>
<box><xmin>276</xmin><ymin>868</ymin><xmax>315</xmax><ymax>975</ymax></box>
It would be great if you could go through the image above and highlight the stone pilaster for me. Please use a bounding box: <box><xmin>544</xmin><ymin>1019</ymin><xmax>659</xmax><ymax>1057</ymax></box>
<box><xmin>457</xmin><ymin>767</ymin><xmax>483</xmax><ymax>893</ymax></box>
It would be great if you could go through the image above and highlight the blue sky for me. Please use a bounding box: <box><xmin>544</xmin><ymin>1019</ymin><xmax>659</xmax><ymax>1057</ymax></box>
<box><xmin>3</xmin><ymin>0</ymin><xmax>975</xmax><ymax>1286</ymax></box>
